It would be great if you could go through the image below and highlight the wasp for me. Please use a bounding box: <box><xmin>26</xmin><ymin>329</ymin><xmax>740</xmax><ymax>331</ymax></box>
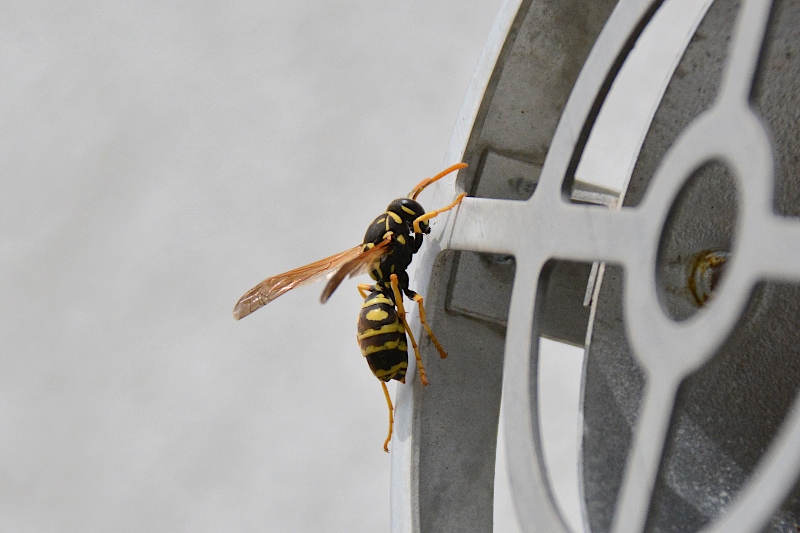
<box><xmin>233</xmin><ymin>162</ymin><xmax>467</xmax><ymax>451</ymax></box>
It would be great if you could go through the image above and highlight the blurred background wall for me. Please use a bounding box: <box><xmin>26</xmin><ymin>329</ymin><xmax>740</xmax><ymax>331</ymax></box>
<box><xmin>0</xmin><ymin>2</ymin><xmax>503</xmax><ymax>530</ymax></box>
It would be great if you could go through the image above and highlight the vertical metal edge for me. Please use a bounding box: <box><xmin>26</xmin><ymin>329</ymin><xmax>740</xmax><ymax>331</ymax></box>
<box><xmin>389</xmin><ymin>1</ymin><xmax>527</xmax><ymax>531</ymax></box>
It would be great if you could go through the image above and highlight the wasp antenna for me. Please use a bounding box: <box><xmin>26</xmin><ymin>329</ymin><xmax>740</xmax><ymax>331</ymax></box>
<box><xmin>408</xmin><ymin>162</ymin><xmax>468</xmax><ymax>200</ymax></box>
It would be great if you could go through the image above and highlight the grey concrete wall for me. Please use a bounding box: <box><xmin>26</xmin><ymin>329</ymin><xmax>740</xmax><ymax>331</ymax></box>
<box><xmin>0</xmin><ymin>2</ymin><xmax>502</xmax><ymax>531</ymax></box>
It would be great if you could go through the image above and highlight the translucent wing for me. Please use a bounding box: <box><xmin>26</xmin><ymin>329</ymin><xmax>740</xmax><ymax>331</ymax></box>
<box><xmin>233</xmin><ymin>238</ymin><xmax>391</xmax><ymax>320</ymax></box>
<box><xmin>320</xmin><ymin>237</ymin><xmax>392</xmax><ymax>303</ymax></box>
<box><xmin>234</xmin><ymin>245</ymin><xmax>361</xmax><ymax>320</ymax></box>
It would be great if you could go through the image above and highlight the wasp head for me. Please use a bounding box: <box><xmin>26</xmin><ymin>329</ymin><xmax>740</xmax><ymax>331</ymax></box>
<box><xmin>386</xmin><ymin>198</ymin><xmax>429</xmax><ymax>234</ymax></box>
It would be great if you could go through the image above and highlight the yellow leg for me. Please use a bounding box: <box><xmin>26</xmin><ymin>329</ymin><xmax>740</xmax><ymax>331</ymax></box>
<box><xmin>413</xmin><ymin>192</ymin><xmax>467</xmax><ymax>234</ymax></box>
<box><xmin>357</xmin><ymin>283</ymin><xmax>373</xmax><ymax>299</ymax></box>
<box><xmin>390</xmin><ymin>274</ymin><xmax>428</xmax><ymax>386</ymax></box>
<box><xmin>381</xmin><ymin>380</ymin><xmax>394</xmax><ymax>453</ymax></box>
<box><xmin>412</xmin><ymin>294</ymin><xmax>447</xmax><ymax>359</ymax></box>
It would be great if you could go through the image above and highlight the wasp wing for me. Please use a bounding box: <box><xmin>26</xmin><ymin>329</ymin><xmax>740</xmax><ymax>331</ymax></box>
<box><xmin>233</xmin><ymin>245</ymin><xmax>364</xmax><ymax>320</ymax></box>
<box><xmin>320</xmin><ymin>237</ymin><xmax>392</xmax><ymax>303</ymax></box>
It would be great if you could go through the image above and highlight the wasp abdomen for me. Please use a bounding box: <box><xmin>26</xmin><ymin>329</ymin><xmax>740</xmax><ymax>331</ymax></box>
<box><xmin>358</xmin><ymin>290</ymin><xmax>408</xmax><ymax>382</ymax></box>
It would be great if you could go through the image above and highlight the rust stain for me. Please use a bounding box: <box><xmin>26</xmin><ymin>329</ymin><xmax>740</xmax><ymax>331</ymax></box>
<box><xmin>688</xmin><ymin>250</ymin><xmax>729</xmax><ymax>307</ymax></box>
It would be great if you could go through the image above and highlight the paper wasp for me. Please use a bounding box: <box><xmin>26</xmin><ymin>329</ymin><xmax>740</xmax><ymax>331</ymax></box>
<box><xmin>233</xmin><ymin>162</ymin><xmax>467</xmax><ymax>451</ymax></box>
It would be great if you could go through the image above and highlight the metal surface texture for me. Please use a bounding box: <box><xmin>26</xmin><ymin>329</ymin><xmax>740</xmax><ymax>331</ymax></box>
<box><xmin>390</xmin><ymin>0</ymin><xmax>800</xmax><ymax>531</ymax></box>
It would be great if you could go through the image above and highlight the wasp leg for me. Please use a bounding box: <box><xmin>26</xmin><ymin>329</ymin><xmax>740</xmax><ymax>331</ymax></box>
<box><xmin>357</xmin><ymin>283</ymin><xmax>374</xmax><ymax>299</ymax></box>
<box><xmin>381</xmin><ymin>380</ymin><xmax>394</xmax><ymax>452</ymax></box>
<box><xmin>390</xmin><ymin>273</ymin><xmax>428</xmax><ymax>386</ymax></box>
<box><xmin>413</xmin><ymin>192</ymin><xmax>467</xmax><ymax>234</ymax></box>
<box><xmin>410</xmin><ymin>293</ymin><xmax>447</xmax><ymax>359</ymax></box>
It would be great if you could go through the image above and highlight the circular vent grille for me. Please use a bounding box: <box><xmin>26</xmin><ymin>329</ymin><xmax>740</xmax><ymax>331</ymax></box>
<box><xmin>391</xmin><ymin>1</ymin><xmax>800</xmax><ymax>532</ymax></box>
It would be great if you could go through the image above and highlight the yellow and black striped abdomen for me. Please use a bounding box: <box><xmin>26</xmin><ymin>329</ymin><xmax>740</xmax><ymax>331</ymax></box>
<box><xmin>357</xmin><ymin>290</ymin><xmax>408</xmax><ymax>382</ymax></box>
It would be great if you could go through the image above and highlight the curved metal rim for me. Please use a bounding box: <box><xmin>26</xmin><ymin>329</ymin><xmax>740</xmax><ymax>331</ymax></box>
<box><xmin>392</xmin><ymin>0</ymin><xmax>800</xmax><ymax>531</ymax></box>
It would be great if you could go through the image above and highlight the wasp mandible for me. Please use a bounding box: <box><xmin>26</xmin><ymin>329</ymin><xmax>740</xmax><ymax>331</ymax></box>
<box><xmin>233</xmin><ymin>162</ymin><xmax>467</xmax><ymax>451</ymax></box>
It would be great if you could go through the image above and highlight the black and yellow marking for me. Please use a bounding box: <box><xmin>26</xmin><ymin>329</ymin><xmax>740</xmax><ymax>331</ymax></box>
<box><xmin>386</xmin><ymin>211</ymin><xmax>402</xmax><ymax>226</ymax></box>
<box><xmin>358</xmin><ymin>289</ymin><xmax>409</xmax><ymax>383</ymax></box>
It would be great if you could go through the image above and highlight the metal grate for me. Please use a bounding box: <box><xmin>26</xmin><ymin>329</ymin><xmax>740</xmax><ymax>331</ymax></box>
<box><xmin>391</xmin><ymin>0</ymin><xmax>800</xmax><ymax>531</ymax></box>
